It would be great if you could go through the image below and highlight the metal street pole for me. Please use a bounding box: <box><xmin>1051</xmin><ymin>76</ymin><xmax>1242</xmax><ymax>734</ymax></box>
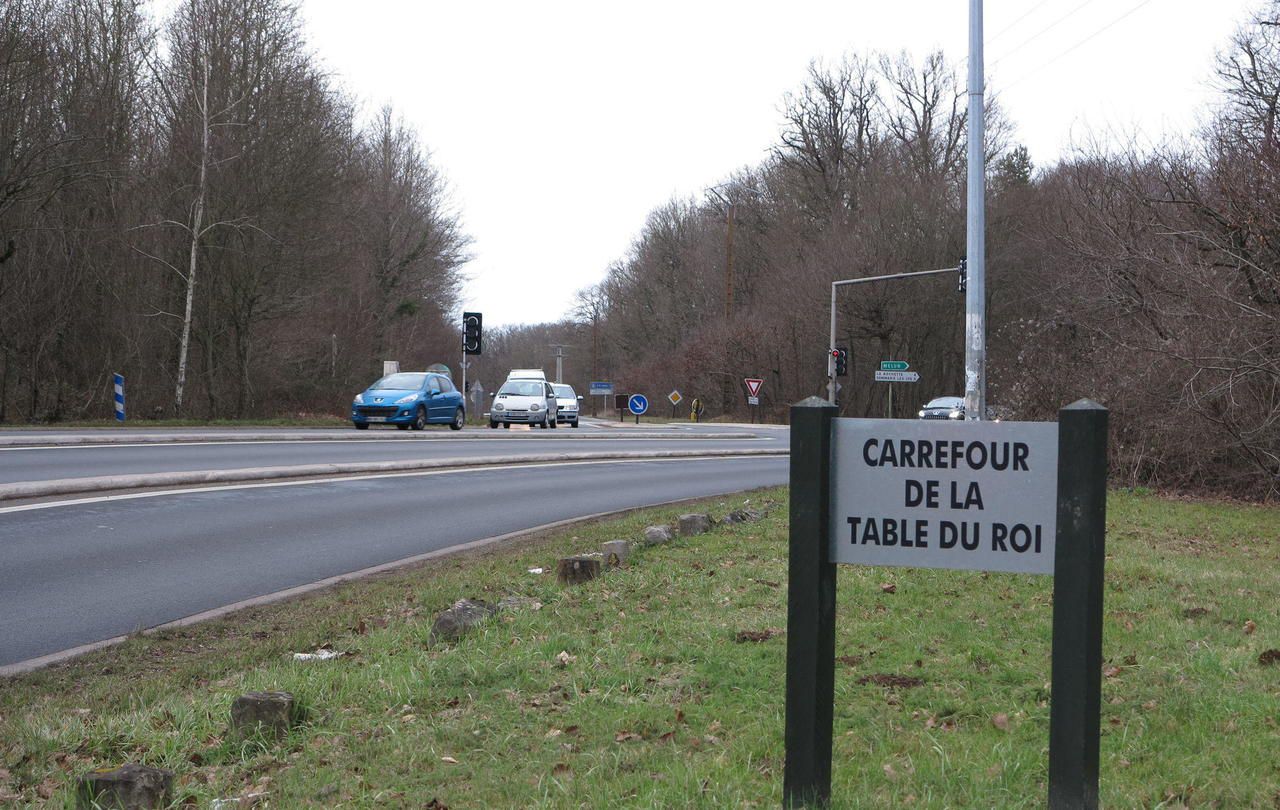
<box><xmin>965</xmin><ymin>0</ymin><xmax>987</xmax><ymax>420</ymax></box>
<box><xmin>827</xmin><ymin>267</ymin><xmax>961</xmax><ymax>406</ymax></box>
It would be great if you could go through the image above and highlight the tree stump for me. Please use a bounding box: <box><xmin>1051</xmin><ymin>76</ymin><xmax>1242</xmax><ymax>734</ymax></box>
<box><xmin>76</xmin><ymin>764</ymin><xmax>173</xmax><ymax>809</ymax></box>
<box><xmin>557</xmin><ymin>556</ymin><xmax>602</xmax><ymax>585</ymax></box>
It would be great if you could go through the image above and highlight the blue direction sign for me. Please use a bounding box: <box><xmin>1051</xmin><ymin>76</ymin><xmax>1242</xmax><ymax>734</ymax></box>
<box><xmin>880</xmin><ymin>360</ymin><xmax>910</xmax><ymax>372</ymax></box>
<box><xmin>628</xmin><ymin>394</ymin><xmax>649</xmax><ymax>415</ymax></box>
<box><xmin>589</xmin><ymin>381</ymin><xmax>614</xmax><ymax>396</ymax></box>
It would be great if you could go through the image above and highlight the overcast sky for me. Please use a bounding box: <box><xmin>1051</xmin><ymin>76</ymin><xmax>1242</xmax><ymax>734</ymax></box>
<box><xmin>299</xmin><ymin>0</ymin><xmax>1258</xmax><ymax>329</ymax></box>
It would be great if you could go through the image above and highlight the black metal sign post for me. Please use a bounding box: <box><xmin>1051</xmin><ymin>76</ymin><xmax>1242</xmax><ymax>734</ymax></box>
<box><xmin>784</xmin><ymin>398</ymin><xmax>837</xmax><ymax>808</ymax></box>
<box><xmin>1049</xmin><ymin>401</ymin><xmax>1109</xmax><ymax>809</ymax></box>
<box><xmin>783</xmin><ymin>398</ymin><xmax>1108</xmax><ymax>808</ymax></box>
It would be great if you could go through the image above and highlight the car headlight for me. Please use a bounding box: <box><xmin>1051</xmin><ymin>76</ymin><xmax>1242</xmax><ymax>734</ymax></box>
<box><xmin>917</xmin><ymin>410</ymin><xmax>925</xmax><ymax>418</ymax></box>
<box><xmin>530</xmin><ymin>403</ymin><xmax>543</xmax><ymax>412</ymax></box>
<box><xmin>493</xmin><ymin>403</ymin><xmax>505</xmax><ymax>411</ymax></box>
<box><xmin>395</xmin><ymin>394</ymin><xmax>418</xmax><ymax>405</ymax></box>
<box><xmin>948</xmin><ymin>410</ymin><xmax>964</xmax><ymax>420</ymax></box>
<box><xmin>354</xmin><ymin>393</ymin><xmax>364</xmax><ymax>404</ymax></box>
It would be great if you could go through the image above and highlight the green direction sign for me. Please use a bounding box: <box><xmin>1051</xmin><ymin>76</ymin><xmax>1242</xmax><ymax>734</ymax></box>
<box><xmin>880</xmin><ymin>360</ymin><xmax>910</xmax><ymax>371</ymax></box>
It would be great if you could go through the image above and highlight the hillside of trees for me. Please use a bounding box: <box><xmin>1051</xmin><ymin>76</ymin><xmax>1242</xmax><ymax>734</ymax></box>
<box><xmin>4</xmin><ymin>1</ymin><xmax>1278</xmax><ymax>497</ymax></box>
<box><xmin>0</xmin><ymin>0</ymin><xmax>468</xmax><ymax>421</ymax></box>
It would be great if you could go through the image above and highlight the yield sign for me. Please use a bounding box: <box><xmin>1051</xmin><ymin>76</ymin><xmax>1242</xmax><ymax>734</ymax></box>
<box><xmin>744</xmin><ymin>378</ymin><xmax>764</xmax><ymax>398</ymax></box>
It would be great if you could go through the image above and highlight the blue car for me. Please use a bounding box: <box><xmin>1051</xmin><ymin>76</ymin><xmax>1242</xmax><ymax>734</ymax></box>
<box><xmin>351</xmin><ymin>371</ymin><xmax>465</xmax><ymax>431</ymax></box>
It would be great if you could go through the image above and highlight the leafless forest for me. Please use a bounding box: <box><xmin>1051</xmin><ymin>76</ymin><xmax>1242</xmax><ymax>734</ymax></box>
<box><xmin>3</xmin><ymin>1</ymin><xmax>1278</xmax><ymax>497</ymax></box>
<box><xmin>0</xmin><ymin>0</ymin><xmax>468</xmax><ymax>423</ymax></box>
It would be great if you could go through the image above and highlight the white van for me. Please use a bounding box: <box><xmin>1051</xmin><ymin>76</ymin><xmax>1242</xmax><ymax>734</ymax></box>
<box><xmin>490</xmin><ymin>371</ymin><xmax>558</xmax><ymax>429</ymax></box>
<box><xmin>506</xmin><ymin>369</ymin><xmax>547</xmax><ymax>382</ymax></box>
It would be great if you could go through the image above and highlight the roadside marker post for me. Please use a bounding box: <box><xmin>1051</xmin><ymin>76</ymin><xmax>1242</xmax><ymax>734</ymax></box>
<box><xmin>113</xmin><ymin>374</ymin><xmax>125</xmax><ymax>422</ymax></box>
<box><xmin>783</xmin><ymin>398</ymin><xmax>1108</xmax><ymax>808</ymax></box>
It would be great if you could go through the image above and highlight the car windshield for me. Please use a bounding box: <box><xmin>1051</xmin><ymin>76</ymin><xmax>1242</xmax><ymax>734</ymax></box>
<box><xmin>925</xmin><ymin>397</ymin><xmax>964</xmax><ymax>409</ymax></box>
<box><xmin>498</xmin><ymin>381</ymin><xmax>545</xmax><ymax>397</ymax></box>
<box><xmin>553</xmin><ymin>385</ymin><xmax>575</xmax><ymax>398</ymax></box>
<box><xmin>371</xmin><ymin>373</ymin><xmax>426</xmax><ymax>390</ymax></box>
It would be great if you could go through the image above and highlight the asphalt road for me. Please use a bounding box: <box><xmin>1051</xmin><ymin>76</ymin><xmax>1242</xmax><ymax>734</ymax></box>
<box><xmin>0</xmin><ymin>428</ymin><xmax>783</xmax><ymax>486</ymax></box>
<box><xmin>0</xmin><ymin>456</ymin><xmax>787</xmax><ymax>668</ymax></box>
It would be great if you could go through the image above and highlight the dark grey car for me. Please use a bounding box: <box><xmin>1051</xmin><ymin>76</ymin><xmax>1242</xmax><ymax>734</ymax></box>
<box><xmin>918</xmin><ymin>396</ymin><xmax>965</xmax><ymax>420</ymax></box>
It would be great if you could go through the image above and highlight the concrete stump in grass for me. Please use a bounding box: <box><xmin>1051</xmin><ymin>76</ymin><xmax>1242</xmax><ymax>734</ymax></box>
<box><xmin>428</xmin><ymin>599</ymin><xmax>499</xmax><ymax>646</ymax></box>
<box><xmin>557</xmin><ymin>556</ymin><xmax>602</xmax><ymax>585</ymax></box>
<box><xmin>76</xmin><ymin>764</ymin><xmax>173</xmax><ymax>809</ymax></box>
<box><xmin>602</xmin><ymin>540</ymin><xmax>630</xmax><ymax>568</ymax></box>
<box><xmin>231</xmin><ymin>691</ymin><xmax>297</xmax><ymax>740</ymax></box>
<box><xmin>678</xmin><ymin>513</ymin><xmax>713</xmax><ymax>536</ymax></box>
<box><xmin>642</xmin><ymin>525</ymin><xmax>674</xmax><ymax>545</ymax></box>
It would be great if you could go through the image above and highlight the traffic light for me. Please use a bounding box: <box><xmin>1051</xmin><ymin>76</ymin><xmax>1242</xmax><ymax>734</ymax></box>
<box><xmin>957</xmin><ymin>258</ymin><xmax>967</xmax><ymax>293</ymax></box>
<box><xmin>833</xmin><ymin>348</ymin><xmax>848</xmax><ymax>377</ymax></box>
<box><xmin>463</xmin><ymin>312</ymin><xmax>482</xmax><ymax>355</ymax></box>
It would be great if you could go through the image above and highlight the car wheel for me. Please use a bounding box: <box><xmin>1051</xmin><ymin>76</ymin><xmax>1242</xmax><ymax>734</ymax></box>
<box><xmin>354</xmin><ymin>422</ymin><xmax>369</xmax><ymax>430</ymax></box>
<box><xmin>549</xmin><ymin>415</ymin><xmax>557</xmax><ymax>429</ymax></box>
<box><xmin>489</xmin><ymin>420</ymin><xmax>498</xmax><ymax>429</ymax></box>
<box><xmin>503</xmin><ymin>422</ymin><xmax>510</xmax><ymax>429</ymax></box>
<box><xmin>572</xmin><ymin>419</ymin><xmax>579</xmax><ymax>428</ymax></box>
<box><xmin>411</xmin><ymin>406</ymin><xmax>427</xmax><ymax>431</ymax></box>
<box><xmin>450</xmin><ymin>408</ymin><xmax>464</xmax><ymax>430</ymax></box>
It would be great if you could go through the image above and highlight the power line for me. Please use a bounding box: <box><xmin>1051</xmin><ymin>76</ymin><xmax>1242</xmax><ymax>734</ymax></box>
<box><xmin>1003</xmin><ymin>0</ymin><xmax>1157</xmax><ymax>91</ymax></box>
<box><xmin>989</xmin><ymin>0</ymin><xmax>1055</xmax><ymax>43</ymax></box>
<box><xmin>990</xmin><ymin>0</ymin><xmax>1102</xmax><ymax>68</ymax></box>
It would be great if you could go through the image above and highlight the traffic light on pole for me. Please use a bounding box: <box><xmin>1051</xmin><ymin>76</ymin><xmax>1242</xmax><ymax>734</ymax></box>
<box><xmin>833</xmin><ymin>348</ymin><xmax>848</xmax><ymax>377</ymax></box>
<box><xmin>463</xmin><ymin>312</ymin><xmax>482</xmax><ymax>355</ymax></box>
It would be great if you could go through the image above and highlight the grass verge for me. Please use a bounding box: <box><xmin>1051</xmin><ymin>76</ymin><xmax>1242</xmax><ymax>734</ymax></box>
<box><xmin>0</xmin><ymin>489</ymin><xmax>1277</xmax><ymax>807</ymax></box>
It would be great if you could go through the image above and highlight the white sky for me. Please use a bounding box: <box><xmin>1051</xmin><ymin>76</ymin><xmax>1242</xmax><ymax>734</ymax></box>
<box><xmin>300</xmin><ymin>0</ymin><xmax>1258</xmax><ymax>328</ymax></box>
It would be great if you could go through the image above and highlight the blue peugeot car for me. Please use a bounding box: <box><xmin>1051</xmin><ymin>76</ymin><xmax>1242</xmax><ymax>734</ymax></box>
<box><xmin>351</xmin><ymin>371</ymin><xmax>465</xmax><ymax>431</ymax></box>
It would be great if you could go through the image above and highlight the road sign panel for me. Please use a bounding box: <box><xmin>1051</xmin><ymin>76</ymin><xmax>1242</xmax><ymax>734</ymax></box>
<box><xmin>829</xmin><ymin>418</ymin><xmax>1059</xmax><ymax>574</ymax></box>
<box><xmin>747</xmin><ymin>396</ymin><xmax>759</xmax><ymax>406</ymax></box>
<box><xmin>628</xmin><ymin>394</ymin><xmax>649</xmax><ymax>415</ymax></box>
<box><xmin>668</xmin><ymin>390</ymin><xmax>682</xmax><ymax>406</ymax></box>
<box><xmin>874</xmin><ymin>370</ymin><xmax>920</xmax><ymax>383</ymax></box>
<box><xmin>744</xmin><ymin>378</ymin><xmax>764</xmax><ymax>398</ymax></box>
<box><xmin>880</xmin><ymin>360</ymin><xmax>909</xmax><ymax>371</ymax></box>
<box><xmin>590</xmin><ymin>381</ymin><xmax>614</xmax><ymax>396</ymax></box>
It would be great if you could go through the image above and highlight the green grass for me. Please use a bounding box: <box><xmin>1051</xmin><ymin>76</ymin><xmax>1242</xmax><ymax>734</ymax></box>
<box><xmin>1</xmin><ymin>489</ymin><xmax>1277</xmax><ymax>807</ymax></box>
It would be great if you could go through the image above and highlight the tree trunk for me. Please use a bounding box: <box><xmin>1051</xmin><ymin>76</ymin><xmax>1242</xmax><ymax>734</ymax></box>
<box><xmin>175</xmin><ymin>55</ymin><xmax>209</xmax><ymax>415</ymax></box>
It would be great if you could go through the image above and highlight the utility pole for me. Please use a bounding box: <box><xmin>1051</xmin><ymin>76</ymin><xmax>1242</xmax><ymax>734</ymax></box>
<box><xmin>550</xmin><ymin>344</ymin><xmax>568</xmax><ymax>384</ymax></box>
<box><xmin>965</xmin><ymin>0</ymin><xmax>987</xmax><ymax>420</ymax></box>
<box><xmin>725</xmin><ymin>203</ymin><xmax>735</xmax><ymax>319</ymax></box>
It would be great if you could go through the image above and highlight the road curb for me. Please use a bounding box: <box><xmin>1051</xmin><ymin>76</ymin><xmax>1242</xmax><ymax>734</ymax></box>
<box><xmin>0</xmin><ymin>448</ymin><xmax>789</xmax><ymax>502</ymax></box>
<box><xmin>0</xmin><ymin>430</ymin><xmax>761</xmax><ymax>447</ymax></box>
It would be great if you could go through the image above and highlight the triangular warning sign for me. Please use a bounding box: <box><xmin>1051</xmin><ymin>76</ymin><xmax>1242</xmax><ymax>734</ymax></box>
<box><xmin>744</xmin><ymin>378</ymin><xmax>764</xmax><ymax>398</ymax></box>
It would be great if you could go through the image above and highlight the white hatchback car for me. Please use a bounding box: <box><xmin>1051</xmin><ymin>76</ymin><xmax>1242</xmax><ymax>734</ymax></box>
<box><xmin>490</xmin><ymin>378</ymin><xmax>559</xmax><ymax>429</ymax></box>
<box><xmin>552</xmin><ymin>384</ymin><xmax>582</xmax><ymax>427</ymax></box>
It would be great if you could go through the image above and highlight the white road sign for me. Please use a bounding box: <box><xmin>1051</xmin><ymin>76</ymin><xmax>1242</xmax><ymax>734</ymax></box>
<box><xmin>829</xmin><ymin>419</ymin><xmax>1058</xmax><ymax>575</ymax></box>
<box><xmin>874</xmin><ymin>370</ymin><xmax>920</xmax><ymax>382</ymax></box>
<box><xmin>668</xmin><ymin>390</ymin><xmax>683</xmax><ymax>406</ymax></box>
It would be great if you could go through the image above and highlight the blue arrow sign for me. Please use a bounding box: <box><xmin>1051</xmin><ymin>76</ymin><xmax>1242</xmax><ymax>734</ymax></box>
<box><xmin>628</xmin><ymin>394</ymin><xmax>649</xmax><ymax>415</ymax></box>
